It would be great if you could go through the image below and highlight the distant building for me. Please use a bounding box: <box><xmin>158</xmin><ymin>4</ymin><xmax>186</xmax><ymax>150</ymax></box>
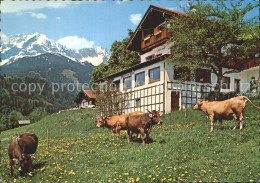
<box><xmin>77</xmin><ymin>89</ymin><xmax>96</xmax><ymax>108</ymax></box>
<box><xmin>18</xmin><ymin>120</ymin><xmax>30</xmax><ymax>127</ymax></box>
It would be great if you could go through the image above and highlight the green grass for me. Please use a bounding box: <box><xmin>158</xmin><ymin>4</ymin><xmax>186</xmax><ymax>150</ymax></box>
<box><xmin>1</xmin><ymin>101</ymin><xmax>260</xmax><ymax>182</ymax></box>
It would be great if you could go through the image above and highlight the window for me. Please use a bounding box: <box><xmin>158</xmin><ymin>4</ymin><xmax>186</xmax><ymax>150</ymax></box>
<box><xmin>123</xmin><ymin>77</ymin><xmax>132</xmax><ymax>89</ymax></box>
<box><xmin>113</xmin><ymin>80</ymin><xmax>120</xmax><ymax>90</ymax></box>
<box><xmin>195</xmin><ymin>69</ymin><xmax>211</xmax><ymax>83</ymax></box>
<box><xmin>135</xmin><ymin>72</ymin><xmax>145</xmax><ymax>86</ymax></box>
<box><xmin>222</xmin><ymin>76</ymin><xmax>230</xmax><ymax>89</ymax></box>
<box><xmin>149</xmin><ymin>67</ymin><xmax>160</xmax><ymax>83</ymax></box>
<box><xmin>174</xmin><ymin>68</ymin><xmax>191</xmax><ymax>81</ymax></box>
<box><xmin>136</xmin><ymin>98</ymin><xmax>141</xmax><ymax>107</ymax></box>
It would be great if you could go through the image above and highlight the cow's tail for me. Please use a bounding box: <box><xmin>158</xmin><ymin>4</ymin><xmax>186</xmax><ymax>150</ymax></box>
<box><xmin>243</xmin><ymin>96</ymin><xmax>260</xmax><ymax>110</ymax></box>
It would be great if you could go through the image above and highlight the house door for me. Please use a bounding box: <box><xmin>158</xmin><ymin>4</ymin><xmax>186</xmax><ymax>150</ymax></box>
<box><xmin>234</xmin><ymin>79</ymin><xmax>240</xmax><ymax>92</ymax></box>
<box><xmin>171</xmin><ymin>92</ymin><xmax>179</xmax><ymax>112</ymax></box>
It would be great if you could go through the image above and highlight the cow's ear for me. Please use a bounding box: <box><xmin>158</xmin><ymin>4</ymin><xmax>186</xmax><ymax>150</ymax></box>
<box><xmin>198</xmin><ymin>101</ymin><xmax>204</xmax><ymax>106</ymax></box>
<box><xmin>149</xmin><ymin>113</ymin><xmax>153</xmax><ymax>118</ymax></box>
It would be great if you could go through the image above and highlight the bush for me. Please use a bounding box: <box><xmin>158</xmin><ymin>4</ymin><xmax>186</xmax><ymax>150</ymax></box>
<box><xmin>207</xmin><ymin>91</ymin><xmax>238</xmax><ymax>101</ymax></box>
<box><xmin>29</xmin><ymin>107</ymin><xmax>49</xmax><ymax>123</ymax></box>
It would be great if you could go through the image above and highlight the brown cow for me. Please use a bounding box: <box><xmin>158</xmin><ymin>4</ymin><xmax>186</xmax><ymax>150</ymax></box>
<box><xmin>96</xmin><ymin>111</ymin><xmax>144</xmax><ymax>136</ymax></box>
<box><xmin>193</xmin><ymin>96</ymin><xmax>260</xmax><ymax>132</ymax></box>
<box><xmin>126</xmin><ymin>110</ymin><xmax>163</xmax><ymax>144</ymax></box>
<box><xmin>8</xmin><ymin>132</ymin><xmax>38</xmax><ymax>177</ymax></box>
<box><xmin>114</xmin><ymin>111</ymin><xmax>144</xmax><ymax>139</ymax></box>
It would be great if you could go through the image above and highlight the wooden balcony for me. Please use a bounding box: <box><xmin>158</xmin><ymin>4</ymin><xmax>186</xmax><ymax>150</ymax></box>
<box><xmin>141</xmin><ymin>29</ymin><xmax>170</xmax><ymax>52</ymax></box>
<box><xmin>243</xmin><ymin>57</ymin><xmax>259</xmax><ymax>69</ymax></box>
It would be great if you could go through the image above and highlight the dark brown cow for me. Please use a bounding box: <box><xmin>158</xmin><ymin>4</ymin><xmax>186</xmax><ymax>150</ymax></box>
<box><xmin>8</xmin><ymin>132</ymin><xmax>38</xmax><ymax>177</ymax></box>
<box><xmin>126</xmin><ymin>110</ymin><xmax>163</xmax><ymax>144</ymax></box>
<box><xmin>193</xmin><ymin>96</ymin><xmax>260</xmax><ymax>132</ymax></box>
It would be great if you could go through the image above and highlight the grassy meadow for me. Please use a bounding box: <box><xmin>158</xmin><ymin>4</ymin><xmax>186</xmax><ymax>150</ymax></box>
<box><xmin>0</xmin><ymin>100</ymin><xmax>260</xmax><ymax>182</ymax></box>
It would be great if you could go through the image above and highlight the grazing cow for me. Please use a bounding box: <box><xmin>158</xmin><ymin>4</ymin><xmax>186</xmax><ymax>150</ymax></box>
<box><xmin>126</xmin><ymin>110</ymin><xmax>163</xmax><ymax>144</ymax></box>
<box><xmin>114</xmin><ymin>111</ymin><xmax>144</xmax><ymax>139</ymax></box>
<box><xmin>96</xmin><ymin>111</ymin><xmax>144</xmax><ymax>136</ymax></box>
<box><xmin>8</xmin><ymin>132</ymin><xmax>38</xmax><ymax>177</ymax></box>
<box><xmin>193</xmin><ymin>96</ymin><xmax>260</xmax><ymax>132</ymax></box>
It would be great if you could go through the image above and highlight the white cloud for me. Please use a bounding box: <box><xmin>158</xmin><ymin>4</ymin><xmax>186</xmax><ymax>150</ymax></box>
<box><xmin>116</xmin><ymin>0</ymin><xmax>128</xmax><ymax>5</ymax></box>
<box><xmin>130</xmin><ymin>14</ymin><xmax>142</xmax><ymax>25</ymax></box>
<box><xmin>179</xmin><ymin>1</ymin><xmax>191</xmax><ymax>9</ymax></box>
<box><xmin>57</xmin><ymin>36</ymin><xmax>94</xmax><ymax>50</ymax></box>
<box><xmin>56</xmin><ymin>17</ymin><xmax>61</xmax><ymax>20</ymax></box>
<box><xmin>16</xmin><ymin>11</ymin><xmax>47</xmax><ymax>19</ymax></box>
<box><xmin>166</xmin><ymin>7</ymin><xmax>178</xmax><ymax>11</ymax></box>
<box><xmin>1</xmin><ymin>1</ymin><xmax>80</xmax><ymax>13</ymax></box>
<box><xmin>30</xmin><ymin>12</ymin><xmax>47</xmax><ymax>19</ymax></box>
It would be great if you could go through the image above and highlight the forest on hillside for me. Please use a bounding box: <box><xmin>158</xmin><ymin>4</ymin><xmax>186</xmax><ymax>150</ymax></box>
<box><xmin>91</xmin><ymin>30</ymin><xmax>140</xmax><ymax>83</ymax></box>
<box><xmin>0</xmin><ymin>74</ymin><xmax>76</xmax><ymax>131</ymax></box>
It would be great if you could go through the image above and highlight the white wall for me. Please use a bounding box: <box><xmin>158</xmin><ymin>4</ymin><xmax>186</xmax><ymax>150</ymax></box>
<box><xmin>111</xmin><ymin>62</ymin><xmax>165</xmax><ymax>114</ymax></box>
<box><xmin>219</xmin><ymin>66</ymin><xmax>259</xmax><ymax>93</ymax></box>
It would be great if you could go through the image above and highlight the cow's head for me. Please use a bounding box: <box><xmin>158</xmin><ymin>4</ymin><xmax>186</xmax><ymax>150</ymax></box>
<box><xmin>193</xmin><ymin>100</ymin><xmax>205</xmax><ymax>110</ymax></box>
<box><xmin>148</xmin><ymin>110</ymin><xmax>163</xmax><ymax>125</ymax></box>
<box><xmin>96</xmin><ymin>117</ymin><xmax>107</xmax><ymax>128</ymax></box>
<box><xmin>20</xmin><ymin>154</ymin><xmax>34</xmax><ymax>175</ymax></box>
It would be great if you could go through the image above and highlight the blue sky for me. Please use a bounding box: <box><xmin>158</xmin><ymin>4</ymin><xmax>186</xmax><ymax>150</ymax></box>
<box><xmin>1</xmin><ymin>0</ymin><xmax>259</xmax><ymax>52</ymax></box>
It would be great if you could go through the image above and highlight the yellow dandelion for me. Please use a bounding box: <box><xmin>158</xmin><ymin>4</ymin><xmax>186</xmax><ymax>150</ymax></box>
<box><xmin>136</xmin><ymin>177</ymin><xmax>140</xmax><ymax>182</ymax></box>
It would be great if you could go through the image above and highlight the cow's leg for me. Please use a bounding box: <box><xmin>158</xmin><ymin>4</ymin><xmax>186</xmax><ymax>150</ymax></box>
<box><xmin>239</xmin><ymin>114</ymin><xmax>244</xmax><ymax>130</ymax></box>
<box><xmin>127</xmin><ymin>129</ymin><xmax>132</xmax><ymax>143</ymax></box>
<box><xmin>219</xmin><ymin>119</ymin><xmax>223</xmax><ymax>130</ymax></box>
<box><xmin>209</xmin><ymin>115</ymin><xmax>214</xmax><ymax>133</ymax></box>
<box><xmin>232</xmin><ymin>114</ymin><xmax>239</xmax><ymax>130</ymax></box>
<box><xmin>139</xmin><ymin>129</ymin><xmax>145</xmax><ymax>145</ymax></box>
<box><xmin>116</xmin><ymin>127</ymin><xmax>120</xmax><ymax>140</ymax></box>
<box><xmin>10</xmin><ymin>159</ymin><xmax>14</xmax><ymax>177</ymax></box>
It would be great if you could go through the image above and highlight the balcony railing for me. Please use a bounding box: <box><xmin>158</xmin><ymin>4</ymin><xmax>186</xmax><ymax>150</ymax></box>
<box><xmin>141</xmin><ymin>29</ymin><xmax>170</xmax><ymax>50</ymax></box>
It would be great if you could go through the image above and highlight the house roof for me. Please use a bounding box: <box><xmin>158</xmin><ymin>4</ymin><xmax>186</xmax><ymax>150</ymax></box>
<box><xmin>226</xmin><ymin>57</ymin><xmax>260</xmax><ymax>70</ymax></box>
<box><xmin>126</xmin><ymin>5</ymin><xmax>189</xmax><ymax>52</ymax></box>
<box><xmin>83</xmin><ymin>90</ymin><xmax>96</xmax><ymax>99</ymax></box>
<box><xmin>18</xmin><ymin>120</ymin><xmax>30</xmax><ymax>125</ymax></box>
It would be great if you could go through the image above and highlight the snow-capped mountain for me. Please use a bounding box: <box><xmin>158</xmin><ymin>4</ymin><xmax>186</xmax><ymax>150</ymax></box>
<box><xmin>1</xmin><ymin>33</ymin><xmax>110</xmax><ymax>66</ymax></box>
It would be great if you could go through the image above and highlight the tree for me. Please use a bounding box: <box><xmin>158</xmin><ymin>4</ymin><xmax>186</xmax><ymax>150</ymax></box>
<box><xmin>95</xmin><ymin>81</ymin><xmax>128</xmax><ymax>116</ymax></box>
<box><xmin>0</xmin><ymin>114</ymin><xmax>8</xmax><ymax>131</ymax></box>
<box><xmin>166</xmin><ymin>0</ymin><xmax>259</xmax><ymax>97</ymax></box>
<box><xmin>91</xmin><ymin>29</ymin><xmax>140</xmax><ymax>83</ymax></box>
<box><xmin>29</xmin><ymin>107</ymin><xmax>49</xmax><ymax>123</ymax></box>
<box><xmin>8</xmin><ymin>111</ymin><xmax>19</xmax><ymax>129</ymax></box>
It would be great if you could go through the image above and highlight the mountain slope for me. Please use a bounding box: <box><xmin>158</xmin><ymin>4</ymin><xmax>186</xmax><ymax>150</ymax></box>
<box><xmin>1</xmin><ymin>33</ymin><xmax>110</xmax><ymax>66</ymax></box>
<box><xmin>1</xmin><ymin>52</ymin><xmax>95</xmax><ymax>84</ymax></box>
<box><xmin>0</xmin><ymin>74</ymin><xmax>76</xmax><ymax>124</ymax></box>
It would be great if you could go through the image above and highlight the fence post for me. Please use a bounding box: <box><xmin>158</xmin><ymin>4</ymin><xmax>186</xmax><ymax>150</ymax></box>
<box><xmin>60</xmin><ymin>123</ymin><xmax>62</xmax><ymax>137</ymax></box>
<box><xmin>185</xmin><ymin>104</ymin><xmax>188</xmax><ymax>124</ymax></box>
<box><xmin>46</xmin><ymin>128</ymin><xmax>49</xmax><ymax>149</ymax></box>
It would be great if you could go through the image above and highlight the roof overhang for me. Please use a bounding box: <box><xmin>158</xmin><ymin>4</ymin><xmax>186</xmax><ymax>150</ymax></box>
<box><xmin>101</xmin><ymin>54</ymin><xmax>169</xmax><ymax>80</ymax></box>
<box><xmin>125</xmin><ymin>5</ymin><xmax>189</xmax><ymax>52</ymax></box>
